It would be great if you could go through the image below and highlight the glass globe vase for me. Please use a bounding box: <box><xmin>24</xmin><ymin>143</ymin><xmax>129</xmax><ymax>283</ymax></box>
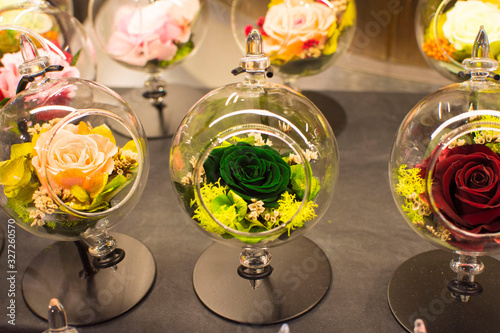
<box><xmin>388</xmin><ymin>27</ymin><xmax>500</xmax><ymax>332</ymax></box>
<box><xmin>170</xmin><ymin>30</ymin><xmax>338</xmax><ymax>324</ymax></box>
<box><xmin>0</xmin><ymin>0</ymin><xmax>96</xmax><ymax>82</ymax></box>
<box><xmin>0</xmin><ymin>32</ymin><xmax>154</xmax><ymax>325</ymax></box>
<box><xmin>89</xmin><ymin>0</ymin><xmax>209</xmax><ymax>138</ymax></box>
<box><xmin>416</xmin><ymin>0</ymin><xmax>500</xmax><ymax>82</ymax></box>
<box><xmin>231</xmin><ymin>0</ymin><xmax>356</xmax><ymax>92</ymax></box>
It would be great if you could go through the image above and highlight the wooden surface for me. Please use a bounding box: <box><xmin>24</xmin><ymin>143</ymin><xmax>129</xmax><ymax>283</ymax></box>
<box><xmin>350</xmin><ymin>0</ymin><xmax>428</xmax><ymax>67</ymax></box>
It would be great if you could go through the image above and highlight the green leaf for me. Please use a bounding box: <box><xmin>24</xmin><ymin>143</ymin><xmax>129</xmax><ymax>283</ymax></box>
<box><xmin>70</xmin><ymin>185</ymin><xmax>91</xmax><ymax>203</ymax></box>
<box><xmin>4</xmin><ymin>169</ymin><xmax>33</xmax><ymax>198</ymax></box>
<box><xmin>0</xmin><ymin>156</ymin><xmax>30</xmax><ymax>186</ymax></box>
<box><xmin>227</xmin><ymin>190</ymin><xmax>247</xmax><ymax>220</ymax></box>
<box><xmin>230</xmin><ymin>136</ymin><xmax>255</xmax><ymax>146</ymax></box>
<box><xmin>10</xmin><ymin>142</ymin><xmax>33</xmax><ymax>159</ymax></box>
<box><xmin>211</xmin><ymin>194</ymin><xmax>233</xmax><ymax>214</ymax></box>
<box><xmin>323</xmin><ymin>28</ymin><xmax>340</xmax><ymax>56</ymax></box>
<box><xmin>70</xmin><ymin>49</ymin><xmax>81</xmax><ymax>66</ymax></box>
<box><xmin>122</xmin><ymin>140</ymin><xmax>138</xmax><ymax>153</ymax></box>
<box><xmin>339</xmin><ymin>0</ymin><xmax>356</xmax><ymax>31</ymax></box>
<box><xmin>289</xmin><ymin>164</ymin><xmax>320</xmax><ymax>200</ymax></box>
<box><xmin>0</xmin><ymin>98</ymin><xmax>9</xmax><ymax>108</ymax></box>
<box><xmin>158</xmin><ymin>39</ymin><xmax>194</xmax><ymax>68</ymax></box>
<box><xmin>5</xmin><ymin>181</ymin><xmax>38</xmax><ymax>203</ymax></box>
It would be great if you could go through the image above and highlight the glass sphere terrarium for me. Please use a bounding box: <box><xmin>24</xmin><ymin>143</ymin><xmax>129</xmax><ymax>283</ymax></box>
<box><xmin>389</xmin><ymin>27</ymin><xmax>500</xmax><ymax>332</ymax></box>
<box><xmin>0</xmin><ymin>0</ymin><xmax>96</xmax><ymax>85</ymax></box>
<box><xmin>170</xmin><ymin>29</ymin><xmax>338</xmax><ymax>324</ymax></box>
<box><xmin>89</xmin><ymin>0</ymin><xmax>209</xmax><ymax>138</ymax></box>
<box><xmin>416</xmin><ymin>0</ymin><xmax>500</xmax><ymax>82</ymax></box>
<box><xmin>231</xmin><ymin>0</ymin><xmax>356</xmax><ymax>92</ymax></box>
<box><xmin>0</xmin><ymin>30</ymin><xmax>154</xmax><ymax>325</ymax></box>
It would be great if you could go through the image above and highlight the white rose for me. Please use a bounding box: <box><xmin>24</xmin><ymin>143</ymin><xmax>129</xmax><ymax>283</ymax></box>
<box><xmin>442</xmin><ymin>1</ymin><xmax>500</xmax><ymax>50</ymax></box>
<box><xmin>263</xmin><ymin>1</ymin><xmax>335</xmax><ymax>58</ymax></box>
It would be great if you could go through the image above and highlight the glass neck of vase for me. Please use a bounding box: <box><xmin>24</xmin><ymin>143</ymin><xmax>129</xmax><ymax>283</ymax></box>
<box><xmin>243</xmin><ymin>72</ymin><xmax>266</xmax><ymax>87</ymax></box>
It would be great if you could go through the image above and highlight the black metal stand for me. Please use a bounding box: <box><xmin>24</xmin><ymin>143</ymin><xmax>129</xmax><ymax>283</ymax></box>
<box><xmin>22</xmin><ymin>233</ymin><xmax>156</xmax><ymax>325</ymax></box>
<box><xmin>388</xmin><ymin>250</ymin><xmax>500</xmax><ymax>333</ymax></box>
<box><xmin>193</xmin><ymin>237</ymin><xmax>331</xmax><ymax>324</ymax></box>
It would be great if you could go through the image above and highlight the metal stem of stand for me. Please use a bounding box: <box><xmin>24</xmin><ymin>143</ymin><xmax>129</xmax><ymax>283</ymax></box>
<box><xmin>74</xmin><ymin>241</ymin><xmax>98</xmax><ymax>279</ymax></box>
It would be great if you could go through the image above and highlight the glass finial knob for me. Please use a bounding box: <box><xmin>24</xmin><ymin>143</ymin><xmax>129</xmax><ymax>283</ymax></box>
<box><xmin>232</xmin><ymin>29</ymin><xmax>272</xmax><ymax>77</ymax></box>
<box><xmin>246</xmin><ymin>29</ymin><xmax>263</xmax><ymax>55</ymax></box>
<box><xmin>472</xmin><ymin>26</ymin><xmax>489</xmax><ymax>59</ymax></box>
<box><xmin>17</xmin><ymin>34</ymin><xmax>50</xmax><ymax>76</ymax></box>
<box><xmin>43</xmin><ymin>298</ymin><xmax>79</xmax><ymax>333</ymax></box>
<box><xmin>461</xmin><ymin>27</ymin><xmax>499</xmax><ymax>79</ymax></box>
<box><xmin>20</xmin><ymin>34</ymin><xmax>40</xmax><ymax>62</ymax></box>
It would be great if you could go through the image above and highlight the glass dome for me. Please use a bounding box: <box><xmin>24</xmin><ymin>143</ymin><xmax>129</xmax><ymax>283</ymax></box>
<box><xmin>0</xmin><ymin>1</ymin><xmax>96</xmax><ymax>103</ymax></box>
<box><xmin>390</xmin><ymin>27</ymin><xmax>500</xmax><ymax>255</ymax></box>
<box><xmin>0</xmin><ymin>34</ymin><xmax>149</xmax><ymax>247</ymax></box>
<box><xmin>231</xmin><ymin>0</ymin><xmax>356</xmax><ymax>90</ymax></box>
<box><xmin>170</xmin><ymin>30</ymin><xmax>338</xmax><ymax>257</ymax></box>
<box><xmin>416</xmin><ymin>0</ymin><xmax>500</xmax><ymax>82</ymax></box>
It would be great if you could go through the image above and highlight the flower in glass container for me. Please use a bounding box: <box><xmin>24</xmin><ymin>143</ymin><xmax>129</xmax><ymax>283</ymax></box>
<box><xmin>427</xmin><ymin>144</ymin><xmax>500</xmax><ymax>234</ymax></box>
<box><xmin>204</xmin><ymin>142</ymin><xmax>291</xmax><ymax>204</ymax></box>
<box><xmin>442</xmin><ymin>1</ymin><xmax>500</xmax><ymax>52</ymax></box>
<box><xmin>184</xmin><ymin>135</ymin><xmax>321</xmax><ymax>243</ymax></box>
<box><xmin>31</xmin><ymin>123</ymin><xmax>118</xmax><ymax>195</ymax></box>
<box><xmin>395</xmin><ymin>117</ymin><xmax>500</xmax><ymax>247</ymax></box>
<box><xmin>245</xmin><ymin>0</ymin><xmax>355</xmax><ymax>67</ymax></box>
<box><xmin>105</xmin><ymin>0</ymin><xmax>200</xmax><ymax>68</ymax></box>
<box><xmin>0</xmin><ymin>116</ymin><xmax>139</xmax><ymax>232</ymax></box>
<box><xmin>420</xmin><ymin>0</ymin><xmax>500</xmax><ymax>72</ymax></box>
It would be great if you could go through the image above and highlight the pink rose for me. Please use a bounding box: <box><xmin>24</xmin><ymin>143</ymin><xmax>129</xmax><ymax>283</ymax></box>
<box><xmin>106</xmin><ymin>0</ymin><xmax>200</xmax><ymax>67</ymax></box>
<box><xmin>32</xmin><ymin>123</ymin><xmax>118</xmax><ymax>193</ymax></box>
<box><xmin>0</xmin><ymin>49</ymin><xmax>80</xmax><ymax>99</ymax></box>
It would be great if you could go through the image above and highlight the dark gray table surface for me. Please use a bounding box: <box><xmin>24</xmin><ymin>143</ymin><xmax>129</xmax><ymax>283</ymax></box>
<box><xmin>0</xmin><ymin>89</ymin><xmax>440</xmax><ymax>332</ymax></box>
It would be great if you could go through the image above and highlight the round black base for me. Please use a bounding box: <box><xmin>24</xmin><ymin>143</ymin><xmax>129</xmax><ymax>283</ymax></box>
<box><xmin>193</xmin><ymin>237</ymin><xmax>331</xmax><ymax>324</ymax></box>
<box><xmin>388</xmin><ymin>250</ymin><xmax>500</xmax><ymax>333</ymax></box>
<box><xmin>22</xmin><ymin>233</ymin><xmax>156</xmax><ymax>326</ymax></box>
<box><xmin>112</xmin><ymin>85</ymin><xmax>208</xmax><ymax>139</ymax></box>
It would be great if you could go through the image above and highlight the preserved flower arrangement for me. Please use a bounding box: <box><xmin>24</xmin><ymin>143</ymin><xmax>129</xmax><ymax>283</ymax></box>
<box><xmin>171</xmin><ymin>28</ymin><xmax>337</xmax><ymax>248</ymax></box>
<box><xmin>389</xmin><ymin>28</ymin><xmax>500</xmax><ymax>309</ymax></box>
<box><xmin>103</xmin><ymin>0</ymin><xmax>202</xmax><ymax>69</ymax></box>
<box><xmin>0</xmin><ymin>116</ymin><xmax>139</xmax><ymax>238</ymax></box>
<box><xmin>0</xmin><ymin>30</ymin><xmax>152</xmax><ymax>325</ymax></box>
<box><xmin>0</xmin><ymin>31</ymin><xmax>147</xmax><ymax>244</ymax></box>
<box><xmin>417</xmin><ymin>0</ymin><xmax>500</xmax><ymax>81</ymax></box>
<box><xmin>395</xmin><ymin>114</ymin><xmax>500</xmax><ymax>251</ymax></box>
<box><xmin>170</xmin><ymin>30</ymin><xmax>338</xmax><ymax>324</ymax></box>
<box><xmin>90</xmin><ymin>0</ymin><xmax>208</xmax><ymax>138</ymax></box>
<box><xmin>233</xmin><ymin>0</ymin><xmax>355</xmax><ymax>90</ymax></box>
<box><xmin>175</xmin><ymin>134</ymin><xmax>321</xmax><ymax>244</ymax></box>
<box><xmin>0</xmin><ymin>1</ymin><xmax>97</xmax><ymax>105</ymax></box>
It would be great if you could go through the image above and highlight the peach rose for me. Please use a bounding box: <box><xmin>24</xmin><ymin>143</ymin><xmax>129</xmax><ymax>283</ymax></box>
<box><xmin>31</xmin><ymin>123</ymin><xmax>118</xmax><ymax>193</ymax></box>
<box><xmin>262</xmin><ymin>1</ymin><xmax>335</xmax><ymax>60</ymax></box>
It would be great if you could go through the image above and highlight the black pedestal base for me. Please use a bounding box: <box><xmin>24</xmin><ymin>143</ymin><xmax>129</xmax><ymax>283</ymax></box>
<box><xmin>22</xmin><ymin>233</ymin><xmax>156</xmax><ymax>325</ymax></box>
<box><xmin>388</xmin><ymin>250</ymin><xmax>500</xmax><ymax>333</ymax></box>
<box><xmin>193</xmin><ymin>237</ymin><xmax>331</xmax><ymax>324</ymax></box>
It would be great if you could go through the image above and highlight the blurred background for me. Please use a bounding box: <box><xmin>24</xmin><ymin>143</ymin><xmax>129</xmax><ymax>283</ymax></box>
<box><xmin>72</xmin><ymin>0</ymin><xmax>449</xmax><ymax>90</ymax></box>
